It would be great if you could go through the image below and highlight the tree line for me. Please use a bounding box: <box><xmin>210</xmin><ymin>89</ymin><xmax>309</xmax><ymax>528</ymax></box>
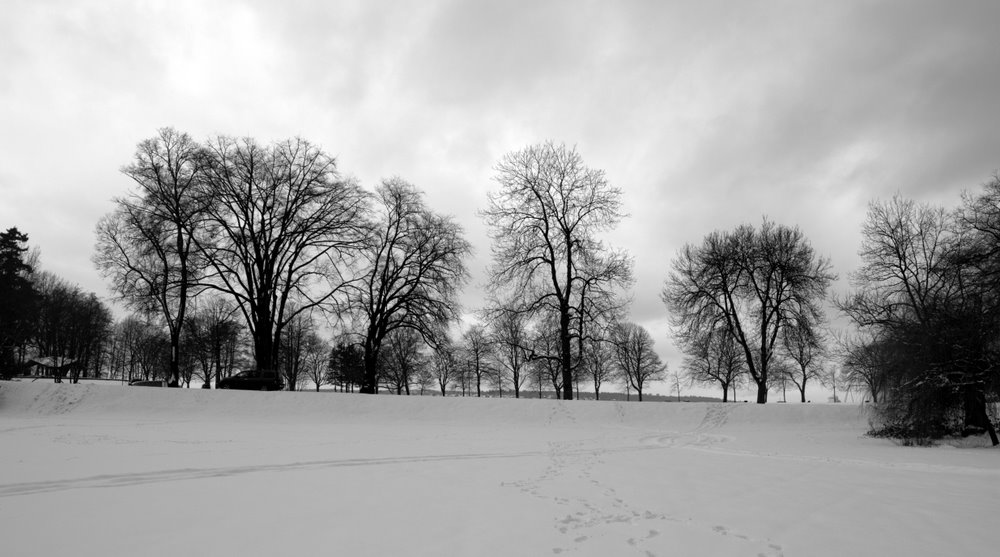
<box><xmin>3</xmin><ymin>127</ymin><xmax>998</xmax><ymax>441</ymax></box>
<box><xmin>78</xmin><ymin>131</ymin><xmax>661</xmax><ymax>399</ymax></box>
<box><xmin>663</xmin><ymin>180</ymin><xmax>1000</xmax><ymax>443</ymax></box>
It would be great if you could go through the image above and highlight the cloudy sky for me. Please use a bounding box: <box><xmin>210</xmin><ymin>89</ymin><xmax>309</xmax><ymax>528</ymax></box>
<box><xmin>3</xmin><ymin>1</ymin><xmax>999</xmax><ymax>392</ymax></box>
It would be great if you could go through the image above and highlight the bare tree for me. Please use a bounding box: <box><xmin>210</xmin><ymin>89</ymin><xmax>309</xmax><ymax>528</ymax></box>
<box><xmin>679</xmin><ymin>325</ymin><xmax>745</xmax><ymax>402</ymax></box>
<box><xmin>431</xmin><ymin>340</ymin><xmax>457</xmax><ymax>396</ymax></box>
<box><xmin>781</xmin><ymin>315</ymin><xmax>827</xmax><ymax>403</ymax></box>
<box><xmin>95</xmin><ymin>128</ymin><xmax>209</xmax><ymax>386</ymax></box>
<box><xmin>352</xmin><ymin>178</ymin><xmax>471</xmax><ymax>394</ymax></box>
<box><xmin>279</xmin><ymin>311</ymin><xmax>320</xmax><ymax>391</ymax></box>
<box><xmin>482</xmin><ymin>142</ymin><xmax>630</xmax><ymax>400</ymax></box>
<box><xmin>196</xmin><ymin>136</ymin><xmax>367</xmax><ymax>374</ymax></box>
<box><xmin>381</xmin><ymin>327</ymin><xmax>426</xmax><ymax>395</ymax></box>
<box><xmin>460</xmin><ymin>323</ymin><xmax>492</xmax><ymax>397</ymax></box>
<box><xmin>663</xmin><ymin>219</ymin><xmax>835</xmax><ymax>403</ymax></box>
<box><xmin>487</xmin><ymin>304</ymin><xmax>531</xmax><ymax>398</ymax></box>
<box><xmin>32</xmin><ymin>271</ymin><xmax>113</xmax><ymax>383</ymax></box>
<box><xmin>581</xmin><ymin>333</ymin><xmax>616</xmax><ymax>400</ymax></box>
<box><xmin>610</xmin><ymin>322</ymin><xmax>666</xmax><ymax>402</ymax></box>
<box><xmin>183</xmin><ymin>296</ymin><xmax>242</xmax><ymax>388</ymax></box>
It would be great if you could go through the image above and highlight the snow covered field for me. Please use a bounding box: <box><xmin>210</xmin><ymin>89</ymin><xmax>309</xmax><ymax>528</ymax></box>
<box><xmin>2</xmin><ymin>381</ymin><xmax>998</xmax><ymax>556</ymax></box>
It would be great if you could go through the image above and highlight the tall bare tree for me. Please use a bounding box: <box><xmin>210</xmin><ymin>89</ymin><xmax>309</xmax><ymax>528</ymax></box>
<box><xmin>610</xmin><ymin>321</ymin><xmax>665</xmax><ymax>402</ymax></box>
<box><xmin>95</xmin><ymin>128</ymin><xmax>209</xmax><ymax>386</ymax></box>
<box><xmin>351</xmin><ymin>178</ymin><xmax>471</xmax><ymax>394</ymax></box>
<box><xmin>482</xmin><ymin>142</ymin><xmax>630</xmax><ymax>400</ymax></box>
<box><xmin>663</xmin><ymin>220</ymin><xmax>835</xmax><ymax>403</ymax></box>
<box><xmin>197</xmin><ymin>136</ymin><xmax>367</xmax><ymax>374</ymax></box>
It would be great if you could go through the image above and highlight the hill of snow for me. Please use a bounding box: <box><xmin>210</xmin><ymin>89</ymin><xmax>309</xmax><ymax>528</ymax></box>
<box><xmin>2</xmin><ymin>380</ymin><xmax>998</xmax><ymax>556</ymax></box>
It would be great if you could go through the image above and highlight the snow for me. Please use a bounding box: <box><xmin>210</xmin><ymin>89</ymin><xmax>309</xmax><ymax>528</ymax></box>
<box><xmin>2</xmin><ymin>381</ymin><xmax>998</xmax><ymax>556</ymax></box>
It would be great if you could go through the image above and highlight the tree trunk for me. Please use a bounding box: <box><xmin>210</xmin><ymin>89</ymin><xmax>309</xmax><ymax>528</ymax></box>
<box><xmin>964</xmin><ymin>390</ymin><xmax>999</xmax><ymax>446</ymax></box>
<box><xmin>756</xmin><ymin>378</ymin><xmax>768</xmax><ymax>403</ymax></box>
<box><xmin>559</xmin><ymin>307</ymin><xmax>574</xmax><ymax>401</ymax></box>
<box><xmin>361</xmin><ymin>346</ymin><xmax>379</xmax><ymax>394</ymax></box>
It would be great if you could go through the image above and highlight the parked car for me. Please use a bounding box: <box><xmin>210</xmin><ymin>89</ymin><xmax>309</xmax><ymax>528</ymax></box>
<box><xmin>217</xmin><ymin>370</ymin><xmax>284</xmax><ymax>391</ymax></box>
<box><xmin>129</xmin><ymin>380</ymin><xmax>167</xmax><ymax>387</ymax></box>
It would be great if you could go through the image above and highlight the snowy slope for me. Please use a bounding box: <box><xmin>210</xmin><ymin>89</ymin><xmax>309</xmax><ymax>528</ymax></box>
<box><xmin>1</xmin><ymin>381</ymin><xmax>998</xmax><ymax>556</ymax></box>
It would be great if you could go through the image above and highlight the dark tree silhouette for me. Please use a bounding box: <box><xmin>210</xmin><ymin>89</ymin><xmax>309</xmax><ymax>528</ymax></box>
<box><xmin>32</xmin><ymin>272</ymin><xmax>113</xmax><ymax>382</ymax></box>
<box><xmin>664</xmin><ymin>219</ymin><xmax>835</xmax><ymax>403</ymax></box>
<box><xmin>483</xmin><ymin>142</ymin><xmax>630</xmax><ymax>400</ymax></box>
<box><xmin>460</xmin><ymin>324</ymin><xmax>491</xmax><ymax>397</ymax></box>
<box><xmin>197</xmin><ymin>136</ymin><xmax>367</xmax><ymax>375</ymax></box>
<box><xmin>841</xmin><ymin>193</ymin><xmax>1000</xmax><ymax>443</ymax></box>
<box><xmin>352</xmin><ymin>178</ymin><xmax>470</xmax><ymax>394</ymax></box>
<box><xmin>781</xmin><ymin>315</ymin><xmax>827</xmax><ymax>403</ymax></box>
<box><xmin>94</xmin><ymin>128</ymin><xmax>209</xmax><ymax>386</ymax></box>
<box><xmin>183</xmin><ymin>296</ymin><xmax>242</xmax><ymax>388</ymax></box>
<box><xmin>679</xmin><ymin>324</ymin><xmax>745</xmax><ymax>402</ymax></box>
<box><xmin>580</xmin><ymin>332</ymin><xmax>615</xmax><ymax>400</ymax></box>
<box><xmin>610</xmin><ymin>321</ymin><xmax>665</xmax><ymax>402</ymax></box>
<box><xmin>486</xmin><ymin>303</ymin><xmax>531</xmax><ymax>398</ymax></box>
<box><xmin>0</xmin><ymin>227</ymin><xmax>36</xmax><ymax>376</ymax></box>
<box><xmin>381</xmin><ymin>327</ymin><xmax>426</xmax><ymax>395</ymax></box>
<box><xmin>328</xmin><ymin>340</ymin><xmax>365</xmax><ymax>392</ymax></box>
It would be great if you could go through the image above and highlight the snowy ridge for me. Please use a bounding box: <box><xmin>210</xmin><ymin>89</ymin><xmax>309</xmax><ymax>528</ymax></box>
<box><xmin>0</xmin><ymin>380</ymin><xmax>869</xmax><ymax>430</ymax></box>
<box><xmin>4</xmin><ymin>380</ymin><xmax>998</xmax><ymax>557</ymax></box>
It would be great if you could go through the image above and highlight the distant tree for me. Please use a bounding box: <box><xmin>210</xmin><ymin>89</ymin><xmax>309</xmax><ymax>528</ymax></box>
<box><xmin>821</xmin><ymin>365</ymin><xmax>845</xmax><ymax>403</ymax></box>
<box><xmin>781</xmin><ymin>315</ymin><xmax>827</xmax><ymax>403</ymax></box>
<box><xmin>0</xmin><ymin>227</ymin><xmax>37</xmax><ymax>376</ymax></box>
<box><xmin>669</xmin><ymin>368</ymin><xmax>684</xmax><ymax>402</ymax></box>
<box><xmin>183</xmin><ymin>296</ymin><xmax>242</xmax><ymax>388</ymax></box>
<box><xmin>531</xmin><ymin>315</ymin><xmax>565</xmax><ymax>397</ymax></box>
<box><xmin>459</xmin><ymin>324</ymin><xmax>492</xmax><ymax>397</ymax></box>
<box><xmin>487</xmin><ymin>304</ymin><xmax>532</xmax><ymax>398</ymax></box>
<box><xmin>352</xmin><ymin>178</ymin><xmax>471</xmax><ymax>394</ymax></box>
<box><xmin>33</xmin><ymin>272</ymin><xmax>113</xmax><ymax>383</ymax></box>
<box><xmin>279</xmin><ymin>311</ymin><xmax>320</xmax><ymax>391</ymax></box>
<box><xmin>197</xmin><ymin>135</ymin><xmax>367</xmax><ymax>375</ymax></box>
<box><xmin>430</xmin><ymin>340</ymin><xmax>457</xmax><ymax>396</ymax></box>
<box><xmin>610</xmin><ymin>322</ymin><xmax>666</xmax><ymax>402</ymax></box>
<box><xmin>768</xmin><ymin>358</ymin><xmax>795</xmax><ymax>403</ymax></box>
<box><xmin>679</xmin><ymin>325</ymin><xmax>745</xmax><ymax>402</ymax></box>
<box><xmin>328</xmin><ymin>340</ymin><xmax>364</xmax><ymax>392</ymax></box>
<box><xmin>581</xmin><ymin>333</ymin><xmax>616</xmax><ymax>400</ymax></box>
<box><xmin>664</xmin><ymin>219</ymin><xmax>835</xmax><ymax>403</ymax></box>
<box><xmin>483</xmin><ymin>142</ymin><xmax>631</xmax><ymax>400</ymax></box>
<box><xmin>301</xmin><ymin>333</ymin><xmax>330</xmax><ymax>392</ymax></box>
<box><xmin>95</xmin><ymin>128</ymin><xmax>209</xmax><ymax>386</ymax></box>
<box><xmin>381</xmin><ymin>327</ymin><xmax>426</xmax><ymax>395</ymax></box>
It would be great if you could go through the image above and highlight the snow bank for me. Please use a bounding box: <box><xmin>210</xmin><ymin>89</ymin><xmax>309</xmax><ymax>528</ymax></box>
<box><xmin>2</xmin><ymin>380</ymin><xmax>997</xmax><ymax>557</ymax></box>
<box><xmin>0</xmin><ymin>380</ymin><xmax>870</xmax><ymax>429</ymax></box>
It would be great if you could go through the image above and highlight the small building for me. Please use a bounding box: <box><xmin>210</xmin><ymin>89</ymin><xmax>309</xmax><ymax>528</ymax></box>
<box><xmin>27</xmin><ymin>357</ymin><xmax>82</xmax><ymax>382</ymax></box>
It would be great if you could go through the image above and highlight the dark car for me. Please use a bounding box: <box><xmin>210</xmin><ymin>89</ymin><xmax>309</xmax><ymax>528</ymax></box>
<box><xmin>217</xmin><ymin>370</ymin><xmax>284</xmax><ymax>391</ymax></box>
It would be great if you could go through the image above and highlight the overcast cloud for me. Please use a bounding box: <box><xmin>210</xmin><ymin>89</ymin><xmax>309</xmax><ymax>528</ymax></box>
<box><xmin>3</xmin><ymin>0</ymin><xmax>999</xmax><ymax>385</ymax></box>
